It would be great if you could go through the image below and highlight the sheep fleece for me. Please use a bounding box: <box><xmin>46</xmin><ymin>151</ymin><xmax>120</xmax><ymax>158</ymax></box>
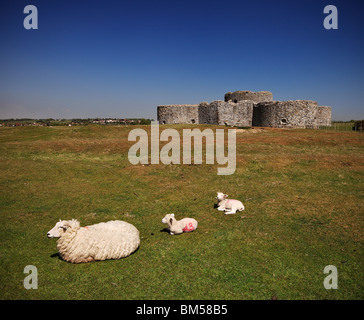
<box><xmin>58</xmin><ymin>220</ymin><xmax>140</xmax><ymax>263</ymax></box>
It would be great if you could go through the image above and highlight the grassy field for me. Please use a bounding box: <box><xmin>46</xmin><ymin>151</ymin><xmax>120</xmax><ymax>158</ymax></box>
<box><xmin>0</xmin><ymin>124</ymin><xmax>363</xmax><ymax>300</ymax></box>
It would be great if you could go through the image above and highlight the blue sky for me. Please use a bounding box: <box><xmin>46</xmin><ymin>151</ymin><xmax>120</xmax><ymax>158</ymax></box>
<box><xmin>0</xmin><ymin>0</ymin><xmax>363</xmax><ymax>120</ymax></box>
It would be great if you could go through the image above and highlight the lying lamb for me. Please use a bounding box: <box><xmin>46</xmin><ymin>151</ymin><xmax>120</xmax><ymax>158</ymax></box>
<box><xmin>161</xmin><ymin>214</ymin><xmax>198</xmax><ymax>235</ymax></box>
<box><xmin>216</xmin><ymin>192</ymin><xmax>245</xmax><ymax>214</ymax></box>
<box><xmin>47</xmin><ymin>219</ymin><xmax>140</xmax><ymax>263</ymax></box>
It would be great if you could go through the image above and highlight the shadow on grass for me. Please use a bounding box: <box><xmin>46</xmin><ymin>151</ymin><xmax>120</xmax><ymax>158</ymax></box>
<box><xmin>159</xmin><ymin>228</ymin><xmax>170</xmax><ymax>233</ymax></box>
<box><xmin>49</xmin><ymin>246</ymin><xmax>141</xmax><ymax>263</ymax></box>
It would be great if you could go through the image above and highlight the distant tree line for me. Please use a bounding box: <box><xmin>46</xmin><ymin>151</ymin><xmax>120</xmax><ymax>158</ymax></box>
<box><xmin>0</xmin><ymin>118</ymin><xmax>154</xmax><ymax>127</ymax></box>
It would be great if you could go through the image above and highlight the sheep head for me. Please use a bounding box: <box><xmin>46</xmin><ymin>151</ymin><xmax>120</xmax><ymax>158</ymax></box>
<box><xmin>47</xmin><ymin>219</ymin><xmax>80</xmax><ymax>238</ymax></box>
<box><xmin>161</xmin><ymin>214</ymin><xmax>176</xmax><ymax>226</ymax></box>
<box><xmin>216</xmin><ymin>192</ymin><xmax>228</xmax><ymax>201</ymax></box>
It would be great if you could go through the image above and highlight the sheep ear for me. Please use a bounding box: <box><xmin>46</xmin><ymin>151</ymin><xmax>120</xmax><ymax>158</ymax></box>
<box><xmin>171</xmin><ymin>213</ymin><xmax>174</xmax><ymax>217</ymax></box>
<box><xmin>224</xmin><ymin>194</ymin><xmax>228</xmax><ymax>198</ymax></box>
<box><xmin>61</xmin><ymin>221</ymin><xmax>70</xmax><ymax>231</ymax></box>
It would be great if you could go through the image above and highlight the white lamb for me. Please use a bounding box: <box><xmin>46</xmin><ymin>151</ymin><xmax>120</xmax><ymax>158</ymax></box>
<box><xmin>216</xmin><ymin>192</ymin><xmax>245</xmax><ymax>214</ymax></box>
<box><xmin>47</xmin><ymin>219</ymin><xmax>140</xmax><ymax>263</ymax></box>
<box><xmin>161</xmin><ymin>214</ymin><xmax>198</xmax><ymax>235</ymax></box>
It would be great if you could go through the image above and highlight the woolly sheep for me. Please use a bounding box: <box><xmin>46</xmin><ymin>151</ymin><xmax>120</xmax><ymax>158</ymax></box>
<box><xmin>216</xmin><ymin>192</ymin><xmax>245</xmax><ymax>214</ymax></box>
<box><xmin>47</xmin><ymin>219</ymin><xmax>140</xmax><ymax>263</ymax></box>
<box><xmin>161</xmin><ymin>213</ymin><xmax>198</xmax><ymax>235</ymax></box>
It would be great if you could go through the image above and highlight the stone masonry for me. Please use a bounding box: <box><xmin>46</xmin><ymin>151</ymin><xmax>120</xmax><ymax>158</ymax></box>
<box><xmin>157</xmin><ymin>90</ymin><xmax>332</xmax><ymax>128</ymax></box>
<box><xmin>224</xmin><ymin>90</ymin><xmax>273</xmax><ymax>104</ymax></box>
<box><xmin>157</xmin><ymin>105</ymin><xmax>199</xmax><ymax>125</ymax></box>
<box><xmin>253</xmin><ymin>100</ymin><xmax>319</xmax><ymax>128</ymax></box>
<box><xmin>199</xmin><ymin>100</ymin><xmax>254</xmax><ymax>127</ymax></box>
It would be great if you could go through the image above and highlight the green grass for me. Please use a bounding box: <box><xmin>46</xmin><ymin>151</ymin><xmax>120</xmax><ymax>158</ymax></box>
<box><xmin>0</xmin><ymin>125</ymin><xmax>363</xmax><ymax>299</ymax></box>
<box><xmin>319</xmin><ymin>121</ymin><xmax>356</xmax><ymax>131</ymax></box>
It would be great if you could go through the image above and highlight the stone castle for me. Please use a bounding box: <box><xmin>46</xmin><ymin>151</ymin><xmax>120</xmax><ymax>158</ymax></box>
<box><xmin>157</xmin><ymin>90</ymin><xmax>332</xmax><ymax>128</ymax></box>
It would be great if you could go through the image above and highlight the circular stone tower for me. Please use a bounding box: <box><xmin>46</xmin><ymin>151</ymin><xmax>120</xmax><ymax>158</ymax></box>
<box><xmin>224</xmin><ymin>90</ymin><xmax>273</xmax><ymax>104</ymax></box>
<box><xmin>252</xmin><ymin>100</ymin><xmax>319</xmax><ymax>128</ymax></box>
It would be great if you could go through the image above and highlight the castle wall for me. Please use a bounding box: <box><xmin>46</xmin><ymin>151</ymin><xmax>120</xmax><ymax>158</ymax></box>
<box><xmin>215</xmin><ymin>100</ymin><xmax>253</xmax><ymax>127</ymax></box>
<box><xmin>198</xmin><ymin>102</ymin><xmax>218</xmax><ymax>124</ymax></box>
<box><xmin>198</xmin><ymin>100</ymin><xmax>253</xmax><ymax>127</ymax></box>
<box><xmin>157</xmin><ymin>105</ymin><xmax>199</xmax><ymax>124</ymax></box>
<box><xmin>315</xmin><ymin>106</ymin><xmax>332</xmax><ymax>127</ymax></box>
<box><xmin>157</xmin><ymin>91</ymin><xmax>332</xmax><ymax>129</ymax></box>
<box><xmin>225</xmin><ymin>90</ymin><xmax>273</xmax><ymax>103</ymax></box>
<box><xmin>230</xmin><ymin>101</ymin><xmax>254</xmax><ymax>127</ymax></box>
<box><xmin>253</xmin><ymin>100</ymin><xmax>319</xmax><ymax>128</ymax></box>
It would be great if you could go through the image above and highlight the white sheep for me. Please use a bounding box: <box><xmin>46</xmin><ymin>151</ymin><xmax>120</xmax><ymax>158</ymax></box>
<box><xmin>161</xmin><ymin>214</ymin><xmax>198</xmax><ymax>235</ymax></box>
<box><xmin>216</xmin><ymin>192</ymin><xmax>245</xmax><ymax>214</ymax></box>
<box><xmin>47</xmin><ymin>219</ymin><xmax>140</xmax><ymax>263</ymax></box>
